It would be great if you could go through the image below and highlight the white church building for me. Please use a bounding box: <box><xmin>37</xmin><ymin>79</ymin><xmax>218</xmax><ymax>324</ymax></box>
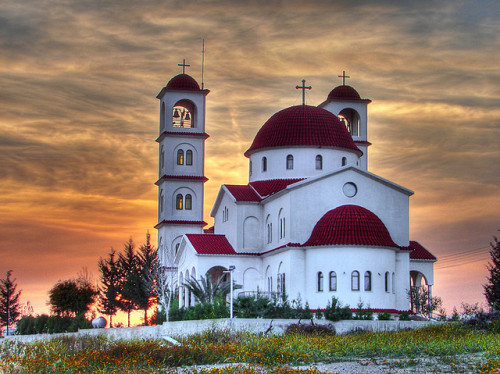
<box><xmin>155</xmin><ymin>68</ymin><xmax>437</xmax><ymax>312</ymax></box>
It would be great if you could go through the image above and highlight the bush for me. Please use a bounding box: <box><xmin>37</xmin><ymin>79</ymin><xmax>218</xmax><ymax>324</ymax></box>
<box><xmin>377</xmin><ymin>312</ymin><xmax>392</xmax><ymax>320</ymax></box>
<box><xmin>353</xmin><ymin>302</ymin><xmax>373</xmax><ymax>320</ymax></box>
<box><xmin>15</xmin><ymin>314</ymin><xmax>91</xmax><ymax>335</ymax></box>
<box><xmin>315</xmin><ymin>307</ymin><xmax>323</xmax><ymax>320</ymax></box>
<box><xmin>16</xmin><ymin>316</ymin><xmax>36</xmax><ymax>335</ymax></box>
<box><xmin>285</xmin><ymin>321</ymin><xmax>335</xmax><ymax>335</ymax></box>
<box><xmin>324</xmin><ymin>297</ymin><xmax>352</xmax><ymax>321</ymax></box>
<box><xmin>399</xmin><ymin>311</ymin><xmax>411</xmax><ymax>321</ymax></box>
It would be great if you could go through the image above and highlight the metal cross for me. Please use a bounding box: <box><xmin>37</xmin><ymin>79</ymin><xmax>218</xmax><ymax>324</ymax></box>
<box><xmin>296</xmin><ymin>79</ymin><xmax>312</xmax><ymax>105</ymax></box>
<box><xmin>338</xmin><ymin>70</ymin><xmax>350</xmax><ymax>85</ymax></box>
<box><xmin>178</xmin><ymin>59</ymin><xmax>190</xmax><ymax>74</ymax></box>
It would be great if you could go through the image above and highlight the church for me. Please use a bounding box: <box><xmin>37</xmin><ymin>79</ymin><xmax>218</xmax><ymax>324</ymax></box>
<box><xmin>154</xmin><ymin>66</ymin><xmax>437</xmax><ymax>312</ymax></box>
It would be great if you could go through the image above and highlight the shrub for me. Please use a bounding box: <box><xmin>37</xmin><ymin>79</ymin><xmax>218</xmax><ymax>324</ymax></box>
<box><xmin>285</xmin><ymin>322</ymin><xmax>335</xmax><ymax>335</ymax></box>
<box><xmin>324</xmin><ymin>297</ymin><xmax>352</xmax><ymax>321</ymax></box>
<box><xmin>315</xmin><ymin>307</ymin><xmax>323</xmax><ymax>320</ymax></box>
<box><xmin>377</xmin><ymin>312</ymin><xmax>392</xmax><ymax>320</ymax></box>
<box><xmin>353</xmin><ymin>302</ymin><xmax>373</xmax><ymax>320</ymax></box>
<box><xmin>399</xmin><ymin>311</ymin><xmax>411</xmax><ymax>321</ymax></box>
<box><xmin>16</xmin><ymin>316</ymin><xmax>35</xmax><ymax>335</ymax></box>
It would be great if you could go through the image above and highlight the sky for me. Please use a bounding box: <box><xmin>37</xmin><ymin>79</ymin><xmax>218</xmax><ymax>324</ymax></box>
<box><xmin>1</xmin><ymin>0</ymin><xmax>499</xmax><ymax>322</ymax></box>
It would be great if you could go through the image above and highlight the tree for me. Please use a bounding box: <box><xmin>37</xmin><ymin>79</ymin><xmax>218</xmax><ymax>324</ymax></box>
<box><xmin>118</xmin><ymin>238</ymin><xmax>141</xmax><ymax>327</ymax></box>
<box><xmin>48</xmin><ymin>274</ymin><xmax>97</xmax><ymax>317</ymax></box>
<box><xmin>156</xmin><ymin>265</ymin><xmax>178</xmax><ymax>322</ymax></box>
<box><xmin>97</xmin><ymin>249</ymin><xmax>122</xmax><ymax>327</ymax></box>
<box><xmin>0</xmin><ymin>270</ymin><xmax>22</xmax><ymax>336</ymax></box>
<box><xmin>484</xmin><ymin>233</ymin><xmax>500</xmax><ymax>310</ymax></box>
<box><xmin>409</xmin><ymin>286</ymin><xmax>442</xmax><ymax>318</ymax></box>
<box><xmin>184</xmin><ymin>274</ymin><xmax>232</xmax><ymax>304</ymax></box>
<box><xmin>136</xmin><ymin>232</ymin><xmax>158</xmax><ymax>325</ymax></box>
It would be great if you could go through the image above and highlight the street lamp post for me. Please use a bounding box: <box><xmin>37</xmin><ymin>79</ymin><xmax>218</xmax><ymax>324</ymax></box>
<box><xmin>224</xmin><ymin>265</ymin><xmax>236</xmax><ymax>319</ymax></box>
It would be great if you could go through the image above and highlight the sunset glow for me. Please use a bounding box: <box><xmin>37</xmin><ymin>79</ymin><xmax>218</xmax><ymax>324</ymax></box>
<box><xmin>1</xmin><ymin>0</ymin><xmax>499</xmax><ymax>322</ymax></box>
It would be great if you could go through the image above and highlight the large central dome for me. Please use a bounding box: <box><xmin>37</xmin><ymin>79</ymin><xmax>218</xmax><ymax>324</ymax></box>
<box><xmin>244</xmin><ymin>105</ymin><xmax>361</xmax><ymax>157</ymax></box>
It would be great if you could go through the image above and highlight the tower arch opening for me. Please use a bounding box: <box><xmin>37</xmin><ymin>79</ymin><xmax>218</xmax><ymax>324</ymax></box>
<box><xmin>172</xmin><ymin>99</ymin><xmax>196</xmax><ymax>128</ymax></box>
<box><xmin>338</xmin><ymin>108</ymin><xmax>360</xmax><ymax>137</ymax></box>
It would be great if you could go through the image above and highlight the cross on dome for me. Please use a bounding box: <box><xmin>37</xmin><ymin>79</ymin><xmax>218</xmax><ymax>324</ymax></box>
<box><xmin>338</xmin><ymin>70</ymin><xmax>350</xmax><ymax>85</ymax></box>
<box><xmin>178</xmin><ymin>59</ymin><xmax>190</xmax><ymax>74</ymax></box>
<box><xmin>295</xmin><ymin>79</ymin><xmax>312</xmax><ymax>105</ymax></box>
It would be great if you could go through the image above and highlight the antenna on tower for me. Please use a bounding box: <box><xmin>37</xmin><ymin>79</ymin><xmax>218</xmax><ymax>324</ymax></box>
<box><xmin>201</xmin><ymin>39</ymin><xmax>205</xmax><ymax>90</ymax></box>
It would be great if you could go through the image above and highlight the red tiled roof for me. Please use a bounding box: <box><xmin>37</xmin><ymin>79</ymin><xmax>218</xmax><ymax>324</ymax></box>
<box><xmin>404</xmin><ymin>241</ymin><xmax>437</xmax><ymax>261</ymax></box>
<box><xmin>203</xmin><ymin>226</ymin><xmax>214</xmax><ymax>234</ymax></box>
<box><xmin>244</xmin><ymin>105</ymin><xmax>361</xmax><ymax>157</ymax></box>
<box><xmin>186</xmin><ymin>234</ymin><xmax>237</xmax><ymax>255</ymax></box>
<box><xmin>154</xmin><ymin>220</ymin><xmax>207</xmax><ymax>229</ymax></box>
<box><xmin>166</xmin><ymin>74</ymin><xmax>200</xmax><ymax>91</ymax></box>
<box><xmin>225</xmin><ymin>185</ymin><xmax>262</xmax><ymax>202</ymax></box>
<box><xmin>303</xmin><ymin>205</ymin><xmax>398</xmax><ymax>248</ymax></box>
<box><xmin>156</xmin><ymin>175</ymin><xmax>208</xmax><ymax>185</ymax></box>
<box><xmin>249</xmin><ymin>178</ymin><xmax>304</xmax><ymax>197</ymax></box>
<box><xmin>354</xmin><ymin>140</ymin><xmax>372</xmax><ymax>146</ymax></box>
<box><xmin>327</xmin><ymin>85</ymin><xmax>362</xmax><ymax>100</ymax></box>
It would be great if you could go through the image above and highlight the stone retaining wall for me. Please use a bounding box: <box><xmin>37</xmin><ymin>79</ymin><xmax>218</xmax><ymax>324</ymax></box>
<box><xmin>4</xmin><ymin>318</ymin><xmax>436</xmax><ymax>344</ymax></box>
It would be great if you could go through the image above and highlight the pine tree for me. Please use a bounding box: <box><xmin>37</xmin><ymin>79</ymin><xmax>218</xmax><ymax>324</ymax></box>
<box><xmin>484</xmin><ymin>234</ymin><xmax>500</xmax><ymax>311</ymax></box>
<box><xmin>118</xmin><ymin>238</ymin><xmax>140</xmax><ymax>327</ymax></box>
<box><xmin>97</xmin><ymin>249</ymin><xmax>121</xmax><ymax>327</ymax></box>
<box><xmin>137</xmin><ymin>232</ymin><xmax>158</xmax><ymax>325</ymax></box>
<box><xmin>0</xmin><ymin>270</ymin><xmax>22</xmax><ymax>336</ymax></box>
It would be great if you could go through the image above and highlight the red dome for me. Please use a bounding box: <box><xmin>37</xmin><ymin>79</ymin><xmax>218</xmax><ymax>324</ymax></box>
<box><xmin>244</xmin><ymin>105</ymin><xmax>361</xmax><ymax>157</ymax></box>
<box><xmin>303</xmin><ymin>205</ymin><xmax>398</xmax><ymax>248</ymax></box>
<box><xmin>166</xmin><ymin>74</ymin><xmax>200</xmax><ymax>91</ymax></box>
<box><xmin>327</xmin><ymin>85</ymin><xmax>362</xmax><ymax>101</ymax></box>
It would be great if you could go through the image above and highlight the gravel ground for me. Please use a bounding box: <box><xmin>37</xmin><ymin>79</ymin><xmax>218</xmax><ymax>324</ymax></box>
<box><xmin>175</xmin><ymin>354</ymin><xmax>488</xmax><ymax>373</ymax></box>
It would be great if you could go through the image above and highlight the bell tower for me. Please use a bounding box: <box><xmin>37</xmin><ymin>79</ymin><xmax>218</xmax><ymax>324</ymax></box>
<box><xmin>318</xmin><ymin>71</ymin><xmax>371</xmax><ymax>171</ymax></box>
<box><xmin>155</xmin><ymin>62</ymin><xmax>210</xmax><ymax>267</ymax></box>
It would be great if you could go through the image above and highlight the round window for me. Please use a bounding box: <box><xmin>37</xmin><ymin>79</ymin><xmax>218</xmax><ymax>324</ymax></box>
<box><xmin>343</xmin><ymin>182</ymin><xmax>357</xmax><ymax>198</ymax></box>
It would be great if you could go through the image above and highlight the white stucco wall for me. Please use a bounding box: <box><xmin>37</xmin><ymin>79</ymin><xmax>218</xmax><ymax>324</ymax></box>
<box><xmin>249</xmin><ymin>147</ymin><xmax>359</xmax><ymax>182</ymax></box>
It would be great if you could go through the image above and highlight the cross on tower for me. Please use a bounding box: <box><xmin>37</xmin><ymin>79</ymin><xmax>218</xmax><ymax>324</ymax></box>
<box><xmin>296</xmin><ymin>79</ymin><xmax>312</xmax><ymax>105</ymax></box>
<box><xmin>178</xmin><ymin>59</ymin><xmax>190</xmax><ymax>74</ymax></box>
<box><xmin>338</xmin><ymin>70</ymin><xmax>350</xmax><ymax>86</ymax></box>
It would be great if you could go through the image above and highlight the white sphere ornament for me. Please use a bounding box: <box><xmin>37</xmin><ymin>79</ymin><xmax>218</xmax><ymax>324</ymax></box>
<box><xmin>92</xmin><ymin>317</ymin><xmax>107</xmax><ymax>329</ymax></box>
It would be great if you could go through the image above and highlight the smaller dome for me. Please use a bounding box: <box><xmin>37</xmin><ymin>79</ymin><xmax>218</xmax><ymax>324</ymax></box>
<box><xmin>166</xmin><ymin>74</ymin><xmax>200</xmax><ymax>91</ymax></box>
<box><xmin>303</xmin><ymin>205</ymin><xmax>398</xmax><ymax>247</ymax></box>
<box><xmin>327</xmin><ymin>85</ymin><xmax>362</xmax><ymax>101</ymax></box>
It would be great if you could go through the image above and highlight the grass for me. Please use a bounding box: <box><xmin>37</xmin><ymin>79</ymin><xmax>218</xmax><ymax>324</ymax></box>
<box><xmin>1</xmin><ymin>324</ymin><xmax>499</xmax><ymax>373</ymax></box>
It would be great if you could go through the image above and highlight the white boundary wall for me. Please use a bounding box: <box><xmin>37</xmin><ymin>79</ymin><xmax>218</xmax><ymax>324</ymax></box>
<box><xmin>4</xmin><ymin>318</ymin><xmax>436</xmax><ymax>344</ymax></box>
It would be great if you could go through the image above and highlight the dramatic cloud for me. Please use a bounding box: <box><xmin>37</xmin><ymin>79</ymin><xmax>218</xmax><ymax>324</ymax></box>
<box><xmin>1</xmin><ymin>0</ymin><xmax>499</xmax><ymax>318</ymax></box>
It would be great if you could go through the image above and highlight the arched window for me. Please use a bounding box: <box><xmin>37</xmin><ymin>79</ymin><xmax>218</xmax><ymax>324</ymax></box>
<box><xmin>351</xmin><ymin>271</ymin><xmax>360</xmax><ymax>291</ymax></box>
<box><xmin>392</xmin><ymin>272</ymin><xmax>395</xmax><ymax>294</ymax></box>
<box><xmin>385</xmin><ymin>272</ymin><xmax>390</xmax><ymax>292</ymax></box>
<box><xmin>329</xmin><ymin>271</ymin><xmax>337</xmax><ymax>291</ymax></box>
<box><xmin>262</xmin><ymin>157</ymin><xmax>267</xmax><ymax>172</ymax></box>
<box><xmin>364</xmin><ymin>271</ymin><xmax>372</xmax><ymax>291</ymax></box>
<box><xmin>185</xmin><ymin>194</ymin><xmax>192</xmax><ymax>210</ymax></box>
<box><xmin>342</xmin><ymin>157</ymin><xmax>347</xmax><ymax>167</ymax></box>
<box><xmin>177</xmin><ymin>150</ymin><xmax>184</xmax><ymax>165</ymax></box>
<box><xmin>286</xmin><ymin>155</ymin><xmax>293</xmax><ymax>170</ymax></box>
<box><xmin>160</xmin><ymin>102</ymin><xmax>165</xmax><ymax>130</ymax></box>
<box><xmin>316</xmin><ymin>155</ymin><xmax>322</xmax><ymax>170</ymax></box>
<box><xmin>175</xmin><ymin>243</ymin><xmax>180</xmax><ymax>255</ymax></box>
<box><xmin>176</xmin><ymin>194</ymin><xmax>183</xmax><ymax>210</ymax></box>
<box><xmin>317</xmin><ymin>272</ymin><xmax>324</xmax><ymax>292</ymax></box>
<box><xmin>160</xmin><ymin>145</ymin><xmax>165</xmax><ymax>170</ymax></box>
<box><xmin>159</xmin><ymin>189</ymin><xmax>164</xmax><ymax>212</ymax></box>
<box><xmin>249</xmin><ymin>160</ymin><xmax>252</xmax><ymax>176</ymax></box>
<box><xmin>186</xmin><ymin>150</ymin><xmax>193</xmax><ymax>165</ymax></box>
